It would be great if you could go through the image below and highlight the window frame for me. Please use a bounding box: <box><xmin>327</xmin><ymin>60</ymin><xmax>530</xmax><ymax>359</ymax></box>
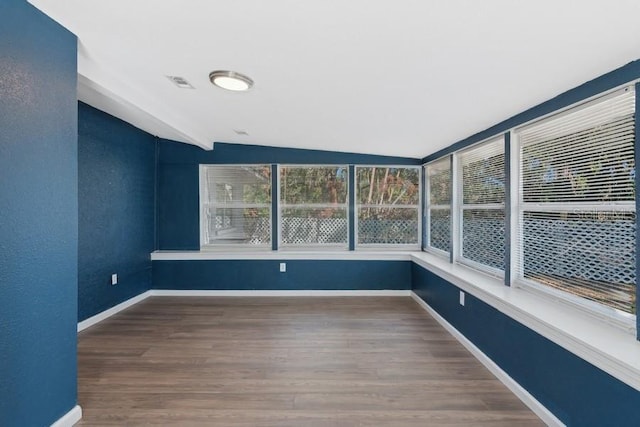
<box><xmin>511</xmin><ymin>87</ymin><xmax>637</xmax><ymax>328</ymax></box>
<box><xmin>354</xmin><ymin>165</ymin><xmax>422</xmax><ymax>250</ymax></box>
<box><xmin>455</xmin><ymin>136</ymin><xmax>506</xmax><ymax>277</ymax></box>
<box><xmin>424</xmin><ymin>156</ymin><xmax>453</xmax><ymax>258</ymax></box>
<box><xmin>199</xmin><ymin>164</ymin><xmax>273</xmax><ymax>250</ymax></box>
<box><xmin>278</xmin><ymin>164</ymin><xmax>350</xmax><ymax>250</ymax></box>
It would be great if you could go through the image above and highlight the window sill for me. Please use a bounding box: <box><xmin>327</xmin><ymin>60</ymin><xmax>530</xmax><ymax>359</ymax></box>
<box><xmin>411</xmin><ymin>251</ymin><xmax>640</xmax><ymax>392</ymax></box>
<box><xmin>151</xmin><ymin>250</ymin><xmax>414</xmax><ymax>261</ymax></box>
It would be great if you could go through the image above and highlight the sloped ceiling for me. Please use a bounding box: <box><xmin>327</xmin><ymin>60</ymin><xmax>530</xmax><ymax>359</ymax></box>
<box><xmin>29</xmin><ymin>0</ymin><xmax>640</xmax><ymax>158</ymax></box>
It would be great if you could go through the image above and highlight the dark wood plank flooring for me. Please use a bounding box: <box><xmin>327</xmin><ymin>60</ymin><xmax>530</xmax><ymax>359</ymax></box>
<box><xmin>77</xmin><ymin>297</ymin><xmax>544</xmax><ymax>426</ymax></box>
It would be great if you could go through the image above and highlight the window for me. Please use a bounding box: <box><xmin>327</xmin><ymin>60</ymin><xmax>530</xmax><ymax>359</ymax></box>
<box><xmin>355</xmin><ymin>166</ymin><xmax>420</xmax><ymax>247</ymax></box>
<box><xmin>279</xmin><ymin>165</ymin><xmax>348</xmax><ymax>248</ymax></box>
<box><xmin>457</xmin><ymin>137</ymin><xmax>505</xmax><ymax>273</ymax></box>
<box><xmin>200</xmin><ymin>165</ymin><xmax>271</xmax><ymax>247</ymax></box>
<box><xmin>425</xmin><ymin>157</ymin><xmax>452</xmax><ymax>255</ymax></box>
<box><xmin>515</xmin><ymin>87</ymin><xmax>636</xmax><ymax>317</ymax></box>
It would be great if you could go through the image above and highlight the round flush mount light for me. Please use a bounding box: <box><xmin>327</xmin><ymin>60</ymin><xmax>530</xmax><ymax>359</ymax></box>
<box><xmin>209</xmin><ymin>70</ymin><xmax>254</xmax><ymax>91</ymax></box>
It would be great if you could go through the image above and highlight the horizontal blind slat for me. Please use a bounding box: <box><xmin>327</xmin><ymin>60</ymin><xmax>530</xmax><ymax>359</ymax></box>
<box><xmin>515</xmin><ymin>87</ymin><xmax>636</xmax><ymax>315</ymax></box>
<box><xmin>459</xmin><ymin>136</ymin><xmax>506</xmax><ymax>271</ymax></box>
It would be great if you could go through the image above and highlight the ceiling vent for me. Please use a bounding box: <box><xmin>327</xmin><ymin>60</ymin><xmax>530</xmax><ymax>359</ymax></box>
<box><xmin>166</xmin><ymin>76</ymin><xmax>194</xmax><ymax>89</ymax></box>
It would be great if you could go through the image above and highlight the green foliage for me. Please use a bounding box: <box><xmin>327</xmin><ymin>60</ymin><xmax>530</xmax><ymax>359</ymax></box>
<box><xmin>356</xmin><ymin>167</ymin><xmax>419</xmax><ymax>206</ymax></box>
<box><xmin>240</xmin><ymin>165</ymin><xmax>272</xmax><ymax>204</ymax></box>
<box><xmin>428</xmin><ymin>163</ymin><xmax>451</xmax><ymax>205</ymax></box>
<box><xmin>280</xmin><ymin>166</ymin><xmax>348</xmax><ymax>204</ymax></box>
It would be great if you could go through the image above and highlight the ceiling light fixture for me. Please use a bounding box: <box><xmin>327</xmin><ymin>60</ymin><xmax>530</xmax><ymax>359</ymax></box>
<box><xmin>209</xmin><ymin>70</ymin><xmax>254</xmax><ymax>92</ymax></box>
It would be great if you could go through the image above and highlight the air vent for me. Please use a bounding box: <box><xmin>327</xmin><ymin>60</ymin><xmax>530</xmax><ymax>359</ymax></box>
<box><xmin>166</xmin><ymin>76</ymin><xmax>194</xmax><ymax>89</ymax></box>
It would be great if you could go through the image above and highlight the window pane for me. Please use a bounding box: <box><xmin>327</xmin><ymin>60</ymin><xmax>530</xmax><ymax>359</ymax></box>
<box><xmin>356</xmin><ymin>167</ymin><xmax>419</xmax><ymax>205</ymax></box>
<box><xmin>280</xmin><ymin>166</ymin><xmax>348</xmax><ymax>204</ymax></box>
<box><xmin>202</xmin><ymin>165</ymin><xmax>271</xmax><ymax>246</ymax></box>
<box><xmin>462</xmin><ymin>209</ymin><xmax>505</xmax><ymax>270</ymax></box>
<box><xmin>281</xmin><ymin>207</ymin><xmax>347</xmax><ymax>245</ymax></box>
<box><xmin>517</xmin><ymin>88</ymin><xmax>636</xmax><ymax>316</ymax></box>
<box><xmin>462</xmin><ymin>152</ymin><xmax>505</xmax><ymax>204</ymax></box>
<box><xmin>280</xmin><ymin>166</ymin><xmax>348</xmax><ymax>247</ymax></box>
<box><xmin>358</xmin><ymin>207</ymin><xmax>418</xmax><ymax>244</ymax></box>
<box><xmin>522</xmin><ymin>211</ymin><xmax>636</xmax><ymax>314</ymax></box>
<box><xmin>205</xmin><ymin>207</ymin><xmax>271</xmax><ymax>245</ymax></box>
<box><xmin>458</xmin><ymin>138</ymin><xmax>505</xmax><ymax>272</ymax></box>
<box><xmin>429</xmin><ymin>208</ymin><xmax>451</xmax><ymax>253</ymax></box>
<box><xmin>207</xmin><ymin>165</ymin><xmax>271</xmax><ymax>204</ymax></box>
<box><xmin>356</xmin><ymin>166</ymin><xmax>420</xmax><ymax>246</ymax></box>
<box><xmin>522</xmin><ymin>111</ymin><xmax>635</xmax><ymax>203</ymax></box>
<box><xmin>428</xmin><ymin>159</ymin><xmax>451</xmax><ymax>205</ymax></box>
<box><xmin>426</xmin><ymin>159</ymin><xmax>451</xmax><ymax>255</ymax></box>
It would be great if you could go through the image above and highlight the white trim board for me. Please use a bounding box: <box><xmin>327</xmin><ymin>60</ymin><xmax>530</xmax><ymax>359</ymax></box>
<box><xmin>50</xmin><ymin>405</ymin><xmax>82</xmax><ymax>427</ymax></box>
<box><xmin>410</xmin><ymin>292</ymin><xmax>565</xmax><ymax>427</ymax></box>
<box><xmin>77</xmin><ymin>291</ymin><xmax>152</xmax><ymax>332</ymax></box>
<box><xmin>77</xmin><ymin>290</ymin><xmax>411</xmax><ymax>332</ymax></box>
<box><xmin>150</xmin><ymin>289</ymin><xmax>411</xmax><ymax>297</ymax></box>
<box><xmin>151</xmin><ymin>250</ymin><xmax>413</xmax><ymax>261</ymax></box>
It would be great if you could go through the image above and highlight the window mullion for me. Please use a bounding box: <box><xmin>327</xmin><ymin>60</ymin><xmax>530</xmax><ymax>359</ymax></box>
<box><xmin>451</xmin><ymin>154</ymin><xmax>460</xmax><ymax>264</ymax></box>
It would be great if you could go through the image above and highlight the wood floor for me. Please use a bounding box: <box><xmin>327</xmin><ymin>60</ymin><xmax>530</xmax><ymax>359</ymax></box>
<box><xmin>77</xmin><ymin>297</ymin><xmax>544</xmax><ymax>426</ymax></box>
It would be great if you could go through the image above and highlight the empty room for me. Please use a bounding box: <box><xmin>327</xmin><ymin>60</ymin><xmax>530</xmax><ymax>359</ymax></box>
<box><xmin>3</xmin><ymin>0</ymin><xmax>640</xmax><ymax>426</ymax></box>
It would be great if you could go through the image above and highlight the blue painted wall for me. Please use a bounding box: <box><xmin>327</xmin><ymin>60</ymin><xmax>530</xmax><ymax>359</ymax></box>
<box><xmin>78</xmin><ymin>103</ymin><xmax>156</xmax><ymax>321</ymax></box>
<box><xmin>412</xmin><ymin>264</ymin><xmax>640</xmax><ymax>426</ymax></box>
<box><xmin>153</xmin><ymin>260</ymin><xmax>411</xmax><ymax>290</ymax></box>
<box><xmin>0</xmin><ymin>1</ymin><xmax>78</xmax><ymax>426</ymax></box>
<box><xmin>158</xmin><ymin>139</ymin><xmax>421</xmax><ymax>250</ymax></box>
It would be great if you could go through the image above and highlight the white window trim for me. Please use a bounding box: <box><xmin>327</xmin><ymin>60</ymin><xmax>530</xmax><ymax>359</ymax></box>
<box><xmin>424</xmin><ymin>157</ymin><xmax>452</xmax><ymax>257</ymax></box>
<box><xmin>278</xmin><ymin>164</ymin><xmax>350</xmax><ymax>250</ymax></box>
<box><xmin>454</xmin><ymin>136</ymin><xmax>506</xmax><ymax>277</ymax></box>
<box><xmin>511</xmin><ymin>122</ymin><xmax>636</xmax><ymax>330</ymax></box>
<box><xmin>424</xmin><ymin>84</ymin><xmax>638</xmax><ymax>333</ymax></box>
<box><xmin>354</xmin><ymin>165</ymin><xmax>422</xmax><ymax>250</ymax></box>
<box><xmin>199</xmin><ymin>164</ymin><xmax>272</xmax><ymax>250</ymax></box>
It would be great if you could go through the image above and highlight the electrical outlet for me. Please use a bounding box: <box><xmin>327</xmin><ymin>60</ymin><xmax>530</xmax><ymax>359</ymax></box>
<box><xmin>111</xmin><ymin>274</ymin><xmax>118</xmax><ymax>285</ymax></box>
<box><xmin>279</xmin><ymin>262</ymin><xmax>286</xmax><ymax>272</ymax></box>
<box><xmin>459</xmin><ymin>291</ymin><xmax>465</xmax><ymax>306</ymax></box>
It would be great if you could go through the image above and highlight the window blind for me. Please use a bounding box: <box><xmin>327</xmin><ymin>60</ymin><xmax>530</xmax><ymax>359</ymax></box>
<box><xmin>458</xmin><ymin>137</ymin><xmax>505</xmax><ymax>272</ymax></box>
<box><xmin>516</xmin><ymin>87</ymin><xmax>636</xmax><ymax>315</ymax></box>
<box><xmin>426</xmin><ymin>157</ymin><xmax>452</xmax><ymax>254</ymax></box>
<box><xmin>201</xmin><ymin>165</ymin><xmax>271</xmax><ymax>246</ymax></box>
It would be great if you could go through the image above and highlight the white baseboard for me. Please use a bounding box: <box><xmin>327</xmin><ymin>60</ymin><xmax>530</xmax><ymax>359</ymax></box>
<box><xmin>77</xmin><ymin>289</ymin><xmax>410</xmax><ymax>332</ymax></box>
<box><xmin>410</xmin><ymin>292</ymin><xmax>564</xmax><ymax>427</ymax></box>
<box><xmin>149</xmin><ymin>289</ymin><xmax>411</xmax><ymax>297</ymax></box>
<box><xmin>50</xmin><ymin>405</ymin><xmax>82</xmax><ymax>427</ymax></box>
<box><xmin>77</xmin><ymin>291</ymin><xmax>152</xmax><ymax>332</ymax></box>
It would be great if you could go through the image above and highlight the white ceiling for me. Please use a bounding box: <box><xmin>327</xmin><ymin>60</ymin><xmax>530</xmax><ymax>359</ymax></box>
<box><xmin>29</xmin><ymin>0</ymin><xmax>640</xmax><ymax>158</ymax></box>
